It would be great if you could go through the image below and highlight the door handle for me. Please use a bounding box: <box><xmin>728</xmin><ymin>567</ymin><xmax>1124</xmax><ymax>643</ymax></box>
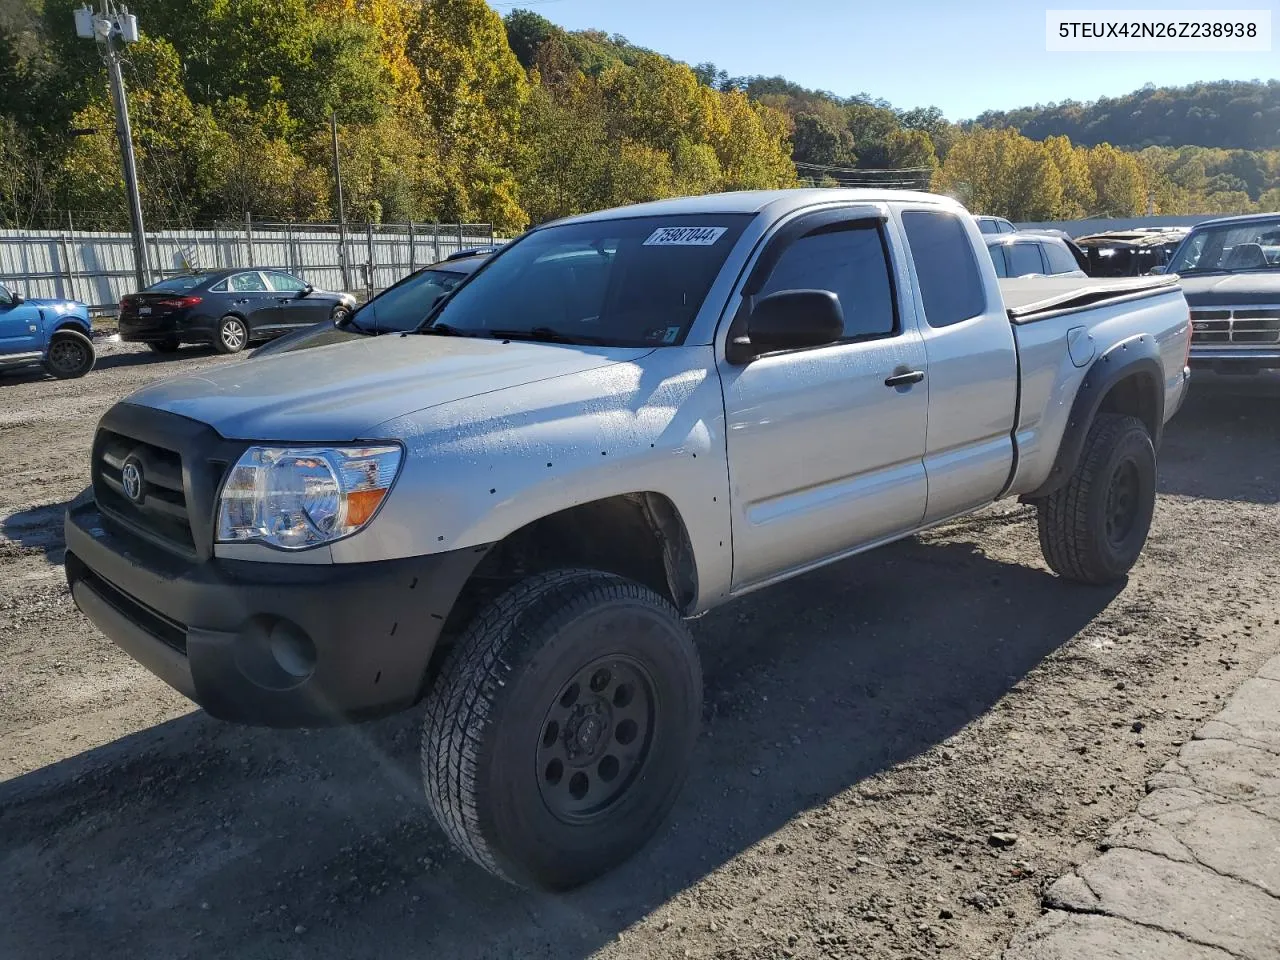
<box><xmin>884</xmin><ymin>370</ymin><xmax>925</xmax><ymax>388</ymax></box>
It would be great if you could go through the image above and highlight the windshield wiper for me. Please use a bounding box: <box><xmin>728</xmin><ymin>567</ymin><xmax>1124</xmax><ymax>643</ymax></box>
<box><xmin>416</xmin><ymin>322</ymin><xmax>473</xmax><ymax>337</ymax></box>
<box><xmin>488</xmin><ymin>327</ymin><xmax>614</xmax><ymax>346</ymax></box>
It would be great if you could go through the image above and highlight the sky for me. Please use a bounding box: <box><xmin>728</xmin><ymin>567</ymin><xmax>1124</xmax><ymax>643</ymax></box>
<box><xmin>486</xmin><ymin>0</ymin><xmax>1279</xmax><ymax>120</ymax></box>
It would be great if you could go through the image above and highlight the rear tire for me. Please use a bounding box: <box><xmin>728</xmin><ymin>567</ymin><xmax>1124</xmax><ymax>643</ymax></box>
<box><xmin>148</xmin><ymin>338</ymin><xmax>180</xmax><ymax>354</ymax></box>
<box><xmin>1037</xmin><ymin>413</ymin><xmax>1156</xmax><ymax>585</ymax></box>
<box><xmin>42</xmin><ymin>330</ymin><xmax>95</xmax><ymax>379</ymax></box>
<box><xmin>421</xmin><ymin>569</ymin><xmax>702</xmax><ymax>890</ymax></box>
<box><xmin>214</xmin><ymin>315</ymin><xmax>248</xmax><ymax>354</ymax></box>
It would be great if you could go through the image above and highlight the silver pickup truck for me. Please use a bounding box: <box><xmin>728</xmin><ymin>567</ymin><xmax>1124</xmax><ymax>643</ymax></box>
<box><xmin>64</xmin><ymin>190</ymin><xmax>1191</xmax><ymax>890</ymax></box>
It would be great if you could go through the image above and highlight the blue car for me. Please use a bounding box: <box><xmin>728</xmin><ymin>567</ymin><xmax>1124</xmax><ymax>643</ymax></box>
<box><xmin>0</xmin><ymin>282</ymin><xmax>95</xmax><ymax>379</ymax></box>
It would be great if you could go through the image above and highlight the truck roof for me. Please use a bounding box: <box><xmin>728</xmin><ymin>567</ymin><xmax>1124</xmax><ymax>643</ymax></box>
<box><xmin>547</xmin><ymin>188</ymin><xmax>960</xmax><ymax>227</ymax></box>
<box><xmin>1188</xmin><ymin>211</ymin><xmax>1280</xmax><ymax>230</ymax></box>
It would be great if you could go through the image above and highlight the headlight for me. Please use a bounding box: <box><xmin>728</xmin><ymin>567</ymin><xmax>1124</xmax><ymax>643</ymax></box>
<box><xmin>215</xmin><ymin>445</ymin><xmax>402</xmax><ymax>550</ymax></box>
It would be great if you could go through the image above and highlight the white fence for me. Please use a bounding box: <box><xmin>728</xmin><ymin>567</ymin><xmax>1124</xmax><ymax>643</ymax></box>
<box><xmin>0</xmin><ymin>221</ymin><xmax>496</xmax><ymax>314</ymax></box>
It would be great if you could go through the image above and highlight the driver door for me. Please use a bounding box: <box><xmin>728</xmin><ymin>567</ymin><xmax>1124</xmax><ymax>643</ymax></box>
<box><xmin>719</xmin><ymin>209</ymin><xmax>930</xmax><ymax>591</ymax></box>
<box><xmin>265</xmin><ymin>271</ymin><xmax>330</xmax><ymax>328</ymax></box>
<box><xmin>0</xmin><ymin>284</ymin><xmax>42</xmax><ymax>355</ymax></box>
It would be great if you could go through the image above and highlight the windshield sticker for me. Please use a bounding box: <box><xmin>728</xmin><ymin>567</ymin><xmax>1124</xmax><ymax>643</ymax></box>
<box><xmin>643</xmin><ymin>226</ymin><xmax>728</xmax><ymax>247</ymax></box>
<box><xmin>662</xmin><ymin>326</ymin><xmax>681</xmax><ymax>344</ymax></box>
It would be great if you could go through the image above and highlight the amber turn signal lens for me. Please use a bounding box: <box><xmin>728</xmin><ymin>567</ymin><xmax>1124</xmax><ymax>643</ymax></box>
<box><xmin>345</xmin><ymin>488</ymin><xmax>387</xmax><ymax>528</ymax></box>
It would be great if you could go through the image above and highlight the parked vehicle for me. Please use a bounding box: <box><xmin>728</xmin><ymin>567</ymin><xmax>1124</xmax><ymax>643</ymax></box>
<box><xmin>1076</xmin><ymin>227</ymin><xmax>1190</xmax><ymax>278</ymax></box>
<box><xmin>1163</xmin><ymin>213</ymin><xmax>1280</xmax><ymax>373</ymax></box>
<box><xmin>251</xmin><ymin>253</ymin><xmax>490</xmax><ymax>358</ymax></box>
<box><xmin>984</xmin><ymin>233</ymin><xmax>1088</xmax><ymax>278</ymax></box>
<box><xmin>974</xmin><ymin>215</ymin><xmax>1018</xmax><ymax>235</ymax></box>
<box><xmin>118</xmin><ymin>270</ymin><xmax>357</xmax><ymax>355</ymax></box>
<box><xmin>0</xmin><ymin>282</ymin><xmax>95</xmax><ymax>379</ymax></box>
<box><xmin>65</xmin><ymin>189</ymin><xmax>1191</xmax><ymax>891</ymax></box>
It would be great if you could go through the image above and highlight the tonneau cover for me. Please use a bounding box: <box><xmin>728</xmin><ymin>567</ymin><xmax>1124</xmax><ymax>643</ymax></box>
<box><xmin>1001</xmin><ymin>274</ymin><xmax>1181</xmax><ymax>323</ymax></box>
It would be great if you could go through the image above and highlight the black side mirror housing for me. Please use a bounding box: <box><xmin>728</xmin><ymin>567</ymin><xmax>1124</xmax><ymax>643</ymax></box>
<box><xmin>736</xmin><ymin>289</ymin><xmax>843</xmax><ymax>360</ymax></box>
<box><xmin>300</xmin><ymin>284</ymin><xmax>314</xmax><ymax>297</ymax></box>
<box><xmin>8</xmin><ymin>292</ymin><xmax>24</xmax><ymax>306</ymax></box>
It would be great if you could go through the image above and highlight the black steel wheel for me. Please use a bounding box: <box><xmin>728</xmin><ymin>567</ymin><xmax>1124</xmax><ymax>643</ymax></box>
<box><xmin>536</xmin><ymin>655</ymin><xmax>656</xmax><ymax>823</ymax></box>
<box><xmin>1037</xmin><ymin>413</ymin><xmax>1156</xmax><ymax>584</ymax></box>
<box><xmin>214</xmin><ymin>314</ymin><xmax>248</xmax><ymax>354</ymax></box>
<box><xmin>42</xmin><ymin>330</ymin><xmax>96</xmax><ymax>379</ymax></box>
<box><xmin>421</xmin><ymin>569</ymin><xmax>701</xmax><ymax>890</ymax></box>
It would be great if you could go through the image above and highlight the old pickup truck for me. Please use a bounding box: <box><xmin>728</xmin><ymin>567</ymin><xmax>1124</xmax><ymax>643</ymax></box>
<box><xmin>64</xmin><ymin>190</ymin><xmax>1191</xmax><ymax>890</ymax></box>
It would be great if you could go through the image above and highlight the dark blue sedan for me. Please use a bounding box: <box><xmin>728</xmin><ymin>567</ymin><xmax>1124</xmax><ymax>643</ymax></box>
<box><xmin>118</xmin><ymin>269</ymin><xmax>357</xmax><ymax>355</ymax></box>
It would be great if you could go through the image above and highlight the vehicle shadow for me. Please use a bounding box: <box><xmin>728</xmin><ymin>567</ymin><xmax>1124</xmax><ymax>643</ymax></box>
<box><xmin>1158</xmin><ymin>372</ymin><xmax>1280</xmax><ymax>504</ymax></box>
<box><xmin>0</xmin><ymin>343</ymin><xmax>221</xmax><ymax>386</ymax></box>
<box><xmin>0</xmin><ymin>500</ymin><xmax>71</xmax><ymax>563</ymax></box>
<box><xmin>0</xmin><ymin>536</ymin><xmax>1119</xmax><ymax>960</ymax></box>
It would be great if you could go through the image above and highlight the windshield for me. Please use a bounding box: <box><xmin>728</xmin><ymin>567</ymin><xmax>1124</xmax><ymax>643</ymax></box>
<box><xmin>145</xmin><ymin>274</ymin><xmax>212</xmax><ymax>292</ymax></box>
<box><xmin>425</xmin><ymin>214</ymin><xmax>753</xmax><ymax>346</ymax></box>
<box><xmin>355</xmin><ymin>267</ymin><xmax>470</xmax><ymax>332</ymax></box>
<box><xmin>1168</xmin><ymin>220</ymin><xmax>1280</xmax><ymax>274</ymax></box>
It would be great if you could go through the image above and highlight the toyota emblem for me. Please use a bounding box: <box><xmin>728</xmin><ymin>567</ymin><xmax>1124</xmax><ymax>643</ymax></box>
<box><xmin>120</xmin><ymin>456</ymin><xmax>145</xmax><ymax>504</ymax></box>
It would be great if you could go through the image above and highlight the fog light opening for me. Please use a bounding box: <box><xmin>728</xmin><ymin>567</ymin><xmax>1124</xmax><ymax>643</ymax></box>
<box><xmin>267</xmin><ymin>620</ymin><xmax>317</xmax><ymax>680</ymax></box>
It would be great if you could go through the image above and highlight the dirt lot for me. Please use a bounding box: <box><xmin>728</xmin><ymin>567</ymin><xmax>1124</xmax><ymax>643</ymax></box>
<box><xmin>1</xmin><ymin>343</ymin><xmax>1278</xmax><ymax>960</ymax></box>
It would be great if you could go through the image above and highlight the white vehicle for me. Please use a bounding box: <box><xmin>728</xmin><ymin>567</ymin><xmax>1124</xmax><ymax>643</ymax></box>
<box><xmin>65</xmin><ymin>190</ymin><xmax>1192</xmax><ymax>890</ymax></box>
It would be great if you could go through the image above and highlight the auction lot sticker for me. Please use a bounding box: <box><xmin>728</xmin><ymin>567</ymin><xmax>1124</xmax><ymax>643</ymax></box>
<box><xmin>1046</xmin><ymin>9</ymin><xmax>1271</xmax><ymax>51</ymax></box>
<box><xmin>644</xmin><ymin>226</ymin><xmax>728</xmax><ymax>246</ymax></box>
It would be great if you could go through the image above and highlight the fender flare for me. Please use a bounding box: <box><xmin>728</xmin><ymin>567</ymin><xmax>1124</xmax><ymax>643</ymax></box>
<box><xmin>1023</xmin><ymin>333</ymin><xmax>1165</xmax><ymax>500</ymax></box>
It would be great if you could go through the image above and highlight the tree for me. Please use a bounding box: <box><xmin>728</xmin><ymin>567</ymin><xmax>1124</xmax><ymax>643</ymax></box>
<box><xmin>932</xmin><ymin>127</ymin><xmax>1062</xmax><ymax>220</ymax></box>
<box><xmin>409</xmin><ymin>0</ymin><xmax>529</xmax><ymax>229</ymax></box>
<box><xmin>1043</xmin><ymin>135</ymin><xmax>1094</xmax><ymax>218</ymax></box>
<box><xmin>1085</xmin><ymin>143</ymin><xmax>1148</xmax><ymax>216</ymax></box>
<box><xmin>503</xmin><ymin>8</ymin><xmax>556</xmax><ymax>69</ymax></box>
<box><xmin>791</xmin><ymin>112</ymin><xmax>857</xmax><ymax>168</ymax></box>
<box><xmin>878</xmin><ymin>129</ymin><xmax>938</xmax><ymax>171</ymax></box>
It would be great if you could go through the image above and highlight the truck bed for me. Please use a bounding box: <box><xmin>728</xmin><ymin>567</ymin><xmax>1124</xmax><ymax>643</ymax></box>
<box><xmin>1000</xmin><ymin>274</ymin><xmax>1182</xmax><ymax>324</ymax></box>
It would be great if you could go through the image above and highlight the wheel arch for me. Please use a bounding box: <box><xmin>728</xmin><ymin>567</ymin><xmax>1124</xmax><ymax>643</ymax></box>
<box><xmin>1024</xmin><ymin>334</ymin><xmax>1165</xmax><ymax>500</ymax></box>
<box><xmin>51</xmin><ymin>317</ymin><xmax>92</xmax><ymax>338</ymax></box>
<box><xmin>434</xmin><ymin>493</ymin><xmax>699</xmax><ymax>661</ymax></box>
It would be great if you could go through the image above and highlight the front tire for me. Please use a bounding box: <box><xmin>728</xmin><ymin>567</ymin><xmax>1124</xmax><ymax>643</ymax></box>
<box><xmin>421</xmin><ymin>569</ymin><xmax>702</xmax><ymax>890</ymax></box>
<box><xmin>331</xmin><ymin>304</ymin><xmax>351</xmax><ymax>325</ymax></box>
<box><xmin>42</xmin><ymin>330</ymin><xmax>96</xmax><ymax>379</ymax></box>
<box><xmin>214</xmin><ymin>315</ymin><xmax>248</xmax><ymax>354</ymax></box>
<box><xmin>1037</xmin><ymin>413</ymin><xmax>1156</xmax><ymax>585</ymax></box>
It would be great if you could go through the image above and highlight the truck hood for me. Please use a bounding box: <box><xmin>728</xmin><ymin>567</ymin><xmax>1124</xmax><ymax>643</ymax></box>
<box><xmin>29</xmin><ymin>298</ymin><xmax>87</xmax><ymax>314</ymax></box>
<box><xmin>1179</xmin><ymin>273</ymin><xmax>1280</xmax><ymax>306</ymax></box>
<box><xmin>124</xmin><ymin>334</ymin><xmax>652</xmax><ymax>441</ymax></box>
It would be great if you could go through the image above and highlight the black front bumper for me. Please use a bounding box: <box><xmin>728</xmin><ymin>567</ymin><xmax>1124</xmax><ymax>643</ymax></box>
<box><xmin>65</xmin><ymin>495</ymin><xmax>488</xmax><ymax>727</ymax></box>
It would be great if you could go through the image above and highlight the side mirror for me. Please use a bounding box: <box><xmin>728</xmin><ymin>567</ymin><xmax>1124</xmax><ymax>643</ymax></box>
<box><xmin>741</xmin><ymin>289</ymin><xmax>843</xmax><ymax>357</ymax></box>
<box><xmin>1147</xmin><ymin>265</ymin><xmax>1166</xmax><ymax>275</ymax></box>
<box><xmin>300</xmin><ymin>284</ymin><xmax>314</xmax><ymax>297</ymax></box>
<box><xmin>7</xmin><ymin>292</ymin><xmax>24</xmax><ymax>306</ymax></box>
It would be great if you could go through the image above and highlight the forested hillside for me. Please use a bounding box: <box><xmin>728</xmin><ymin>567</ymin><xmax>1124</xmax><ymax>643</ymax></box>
<box><xmin>0</xmin><ymin>1</ymin><xmax>1277</xmax><ymax>231</ymax></box>
<box><xmin>971</xmin><ymin>80</ymin><xmax>1280</xmax><ymax>151</ymax></box>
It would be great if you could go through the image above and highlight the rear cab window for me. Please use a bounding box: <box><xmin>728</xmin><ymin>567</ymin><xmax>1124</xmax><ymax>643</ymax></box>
<box><xmin>901</xmin><ymin>210</ymin><xmax>987</xmax><ymax>327</ymax></box>
<box><xmin>1042</xmin><ymin>241</ymin><xmax>1080</xmax><ymax>275</ymax></box>
<box><xmin>1007</xmin><ymin>242</ymin><xmax>1046</xmax><ymax>277</ymax></box>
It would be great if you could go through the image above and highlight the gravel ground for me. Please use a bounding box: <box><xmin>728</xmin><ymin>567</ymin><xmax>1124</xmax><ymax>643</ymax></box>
<box><xmin>1</xmin><ymin>345</ymin><xmax>1278</xmax><ymax>960</ymax></box>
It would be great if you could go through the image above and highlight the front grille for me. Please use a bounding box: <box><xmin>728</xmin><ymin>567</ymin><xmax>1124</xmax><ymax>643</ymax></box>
<box><xmin>1191</xmin><ymin>306</ymin><xmax>1280</xmax><ymax>347</ymax></box>
<box><xmin>93</xmin><ymin>429</ymin><xmax>196</xmax><ymax>554</ymax></box>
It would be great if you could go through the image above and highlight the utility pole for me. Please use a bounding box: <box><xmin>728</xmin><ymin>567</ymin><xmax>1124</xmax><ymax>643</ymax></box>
<box><xmin>75</xmin><ymin>2</ymin><xmax>148</xmax><ymax>290</ymax></box>
<box><xmin>331</xmin><ymin>112</ymin><xmax>349</xmax><ymax>291</ymax></box>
